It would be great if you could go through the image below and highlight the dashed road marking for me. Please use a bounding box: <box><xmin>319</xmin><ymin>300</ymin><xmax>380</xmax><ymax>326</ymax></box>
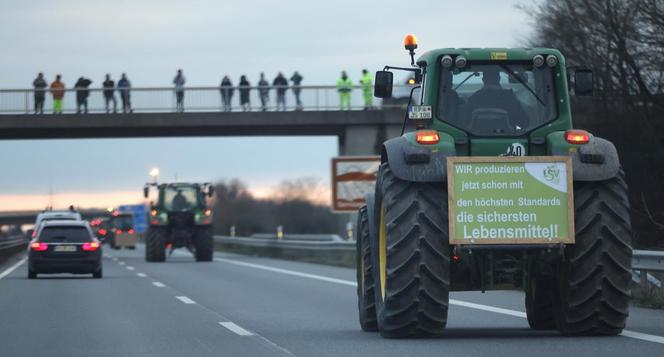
<box><xmin>118</xmin><ymin>261</ymin><xmax>125</xmax><ymax>266</ymax></box>
<box><xmin>126</xmin><ymin>266</ymin><xmax>134</xmax><ymax>271</ymax></box>
<box><xmin>152</xmin><ymin>282</ymin><xmax>166</xmax><ymax>288</ymax></box>
<box><xmin>176</xmin><ymin>296</ymin><xmax>196</xmax><ymax>304</ymax></box>
<box><xmin>219</xmin><ymin>322</ymin><xmax>253</xmax><ymax>336</ymax></box>
<box><xmin>0</xmin><ymin>258</ymin><xmax>26</xmax><ymax>280</ymax></box>
<box><xmin>137</xmin><ymin>273</ymin><xmax>147</xmax><ymax>278</ymax></box>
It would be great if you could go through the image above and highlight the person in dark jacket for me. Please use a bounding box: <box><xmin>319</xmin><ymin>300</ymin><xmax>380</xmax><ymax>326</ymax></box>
<box><xmin>75</xmin><ymin>77</ymin><xmax>92</xmax><ymax>114</ymax></box>
<box><xmin>173</xmin><ymin>69</ymin><xmax>186</xmax><ymax>112</ymax></box>
<box><xmin>117</xmin><ymin>73</ymin><xmax>132</xmax><ymax>113</ymax></box>
<box><xmin>273</xmin><ymin>72</ymin><xmax>288</xmax><ymax>111</ymax></box>
<box><xmin>32</xmin><ymin>73</ymin><xmax>48</xmax><ymax>114</ymax></box>
<box><xmin>102</xmin><ymin>74</ymin><xmax>116</xmax><ymax>114</ymax></box>
<box><xmin>290</xmin><ymin>71</ymin><xmax>303</xmax><ymax>110</ymax></box>
<box><xmin>239</xmin><ymin>75</ymin><xmax>251</xmax><ymax>111</ymax></box>
<box><xmin>220</xmin><ymin>76</ymin><xmax>234</xmax><ymax>112</ymax></box>
<box><xmin>258</xmin><ymin>72</ymin><xmax>269</xmax><ymax>111</ymax></box>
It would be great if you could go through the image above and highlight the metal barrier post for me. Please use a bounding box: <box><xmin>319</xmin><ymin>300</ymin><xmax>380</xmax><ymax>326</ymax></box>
<box><xmin>24</xmin><ymin>91</ymin><xmax>29</xmax><ymax>114</ymax></box>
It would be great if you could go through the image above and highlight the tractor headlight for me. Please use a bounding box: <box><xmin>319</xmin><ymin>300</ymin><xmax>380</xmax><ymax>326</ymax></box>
<box><xmin>546</xmin><ymin>55</ymin><xmax>558</xmax><ymax>67</ymax></box>
<box><xmin>455</xmin><ymin>56</ymin><xmax>467</xmax><ymax>69</ymax></box>
<box><xmin>441</xmin><ymin>55</ymin><xmax>453</xmax><ymax>68</ymax></box>
<box><xmin>533</xmin><ymin>55</ymin><xmax>545</xmax><ymax>67</ymax></box>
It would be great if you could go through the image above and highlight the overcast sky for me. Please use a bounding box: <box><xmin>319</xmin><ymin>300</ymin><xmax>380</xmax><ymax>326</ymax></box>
<box><xmin>0</xmin><ymin>0</ymin><xmax>532</xmax><ymax>210</ymax></box>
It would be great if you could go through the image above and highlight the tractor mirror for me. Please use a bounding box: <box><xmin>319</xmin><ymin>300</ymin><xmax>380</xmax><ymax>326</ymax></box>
<box><xmin>207</xmin><ymin>185</ymin><xmax>215</xmax><ymax>197</ymax></box>
<box><xmin>574</xmin><ymin>69</ymin><xmax>593</xmax><ymax>96</ymax></box>
<box><xmin>143</xmin><ymin>186</ymin><xmax>149</xmax><ymax>198</ymax></box>
<box><xmin>374</xmin><ymin>71</ymin><xmax>393</xmax><ymax>98</ymax></box>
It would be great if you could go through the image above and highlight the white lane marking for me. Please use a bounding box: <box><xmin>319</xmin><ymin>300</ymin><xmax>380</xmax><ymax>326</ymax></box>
<box><xmin>118</xmin><ymin>261</ymin><xmax>125</xmax><ymax>265</ymax></box>
<box><xmin>152</xmin><ymin>282</ymin><xmax>166</xmax><ymax>287</ymax></box>
<box><xmin>176</xmin><ymin>296</ymin><xmax>196</xmax><ymax>304</ymax></box>
<box><xmin>126</xmin><ymin>266</ymin><xmax>135</xmax><ymax>271</ymax></box>
<box><xmin>621</xmin><ymin>330</ymin><xmax>664</xmax><ymax>345</ymax></box>
<box><xmin>449</xmin><ymin>299</ymin><xmax>527</xmax><ymax>318</ymax></box>
<box><xmin>215</xmin><ymin>256</ymin><xmax>664</xmax><ymax>345</ymax></box>
<box><xmin>0</xmin><ymin>258</ymin><xmax>27</xmax><ymax>280</ymax></box>
<box><xmin>219</xmin><ymin>322</ymin><xmax>254</xmax><ymax>336</ymax></box>
<box><xmin>137</xmin><ymin>273</ymin><xmax>147</xmax><ymax>278</ymax></box>
<box><xmin>112</xmin><ymin>258</ymin><xmax>118</xmax><ymax>261</ymax></box>
<box><xmin>214</xmin><ymin>258</ymin><xmax>356</xmax><ymax>286</ymax></box>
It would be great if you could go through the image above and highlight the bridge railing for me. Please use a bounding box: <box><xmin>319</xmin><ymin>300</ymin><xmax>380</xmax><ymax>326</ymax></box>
<box><xmin>0</xmin><ymin>85</ymin><xmax>416</xmax><ymax>114</ymax></box>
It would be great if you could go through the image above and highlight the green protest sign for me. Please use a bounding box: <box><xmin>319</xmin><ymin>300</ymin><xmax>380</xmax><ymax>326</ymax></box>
<box><xmin>446</xmin><ymin>157</ymin><xmax>574</xmax><ymax>245</ymax></box>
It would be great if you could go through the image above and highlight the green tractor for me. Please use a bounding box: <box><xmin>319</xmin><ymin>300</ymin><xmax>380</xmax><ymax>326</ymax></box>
<box><xmin>143</xmin><ymin>182</ymin><xmax>215</xmax><ymax>262</ymax></box>
<box><xmin>356</xmin><ymin>35</ymin><xmax>632</xmax><ymax>338</ymax></box>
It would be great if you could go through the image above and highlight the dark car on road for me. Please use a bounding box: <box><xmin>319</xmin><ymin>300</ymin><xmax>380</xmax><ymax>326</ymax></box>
<box><xmin>28</xmin><ymin>220</ymin><xmax>103</xmax><ymax>279</ymax></box>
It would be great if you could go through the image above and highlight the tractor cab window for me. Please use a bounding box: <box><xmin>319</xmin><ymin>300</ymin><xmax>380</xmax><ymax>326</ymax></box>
<box><xmin>164</xmin><ymin>187</ymin><xmax>198</xmax><ymax>211</ymax></box>
<box><xmin>438</xmin><ymin>62</ymin><xmax>557</xmax><ymax>136</ymax></box>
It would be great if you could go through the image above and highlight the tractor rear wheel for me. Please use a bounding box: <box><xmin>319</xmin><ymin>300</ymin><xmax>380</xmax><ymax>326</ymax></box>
<box><xmin>194</xmin><ymin>226</ymin><xmax>214</xmax><ymax>262</ymax></box>
<box><xmin>145</xmin><ymin>227</ymin><xmax>166</xmax><ymax>262</ymax></box>
<box><xmin>372</xmin><ymin>164</ymin><xmax>450</xmax><ymax>338</ymax></box>
<box><xmin>554</xmin><ymin>171</ymin><xmax>632</xmax><ymax>335</ymax></box>
<box><xmin>356</xmin><ymin>206</ymin><xmax>378</xmax><ymax>332</ymax></box>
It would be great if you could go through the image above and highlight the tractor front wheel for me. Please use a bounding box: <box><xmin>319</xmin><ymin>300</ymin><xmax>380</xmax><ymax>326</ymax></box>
<box><xmin>194</xmin><ymin>226</ymin><xmax>214</xmax><ymax>262</ymax></box>
<box><xmin>356</xmin><ymin>206</ymin><xmax>378</xmax><ymax>331</ymax></box>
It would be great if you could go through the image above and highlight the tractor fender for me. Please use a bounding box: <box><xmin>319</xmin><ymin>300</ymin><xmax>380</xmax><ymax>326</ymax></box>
<box><xmin>381</xmin><ymin>135</ymin><xmax>454</xmax><ymax>183</ymax></box>
<box><xmin>551</xmin><ymin>136</ymin><xmax>621</xmax><ymax>181</ymax></box>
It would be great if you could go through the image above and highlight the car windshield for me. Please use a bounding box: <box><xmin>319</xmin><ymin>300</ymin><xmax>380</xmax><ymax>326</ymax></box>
<box><xmin>164</xmin><ymin>186</ymin><xmax>198</xmax><ymax>211</ymax></box>
<box><xmin>39</xmin><ymin>226</ymin><xmax>91</xmax><ymax>243</ymax></box>
<box><xmin>438</xmin><ymin>62</ymin><xmax>557</xmax><ymax>136</ymax></box>
<box><xmin>112</xmin><ymin>215</ymin><xmax>134</xmax><ymax>230</ymax></box>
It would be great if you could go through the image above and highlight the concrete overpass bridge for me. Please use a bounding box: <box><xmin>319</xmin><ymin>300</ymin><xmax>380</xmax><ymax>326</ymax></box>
<box><xmin>0</xmin><ymin>85</ymin><xmax>411</xmax><ymax>155</ymax></box>
<box><xmin>0</xmin><ymin>209</ymin><xmax>109</xmax><ymax>227</ymax></box>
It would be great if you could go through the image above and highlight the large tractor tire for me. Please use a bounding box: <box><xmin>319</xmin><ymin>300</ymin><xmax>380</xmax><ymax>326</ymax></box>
<box><xmin>356</xmin><ymin>206</ymin><xmax>378</xmax><ymax>332</ymax></box>
<box><xmin>145</xmin><ymin>227</ymin><xmax>167</xmax><ymax>262</ymax></box>
<box><xmin>526</xmin><ymin>269</ymin><xmax>557</xmax><ymax>330</ymax></box>
<box><xmin>371</xmin><ymin>163</ymin><xmax>450</xmax><ymax>338</ymax></box>
<box><xmin>554</xmin><ymin>171</ymin><xmax>632</xmax><ymax>335</ymax></box>
<box><xmin>194</xmin><ymin>226</ymin><xmax>214</xmax><ymax>262</ymax></box>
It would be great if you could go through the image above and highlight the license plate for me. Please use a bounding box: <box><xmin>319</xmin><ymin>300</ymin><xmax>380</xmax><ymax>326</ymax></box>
<box><xmin>408</xmin><ymin>105</ymin><xmax>432</xmax><ymax>119</ymax></box>
<box><xmin>54</xmin><ymin>245</ymin><xmax>77</xmax><ymax>252</ymax></box>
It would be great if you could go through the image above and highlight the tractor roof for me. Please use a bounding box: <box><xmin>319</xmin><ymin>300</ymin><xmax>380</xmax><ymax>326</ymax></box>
<box><xmin>417</xmin><ymin>47</ymin><xmax>565</xmax><ymax>65</ymax></box>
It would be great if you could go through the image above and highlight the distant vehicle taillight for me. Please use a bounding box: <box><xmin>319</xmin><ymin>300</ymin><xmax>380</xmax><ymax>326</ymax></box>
<box><xmin>98</xmin><ymin>228</ymin><xmax>107</xmax><ymax>236</ymax></box>
<box><xmin>116</xmin><ymin>229</ymin><xmax>123</xmax><ymax>234</ymax></box>
<box><xmin>81</xmin><ymin>242</ymin><xmax>100</xmax><ymax>251</ymax></box>
<box><xmin>31</xmin><ymin>242</ymin><xmax>48</xmax><ymax>251</ymax></box>
<box><xmin>128</xmin><ymin>229</ymin><xmax>135</xmax><ymax>235</ymax></box>
<box><xmin>31</xmin><ymin>231</ymin><xmax>37</xmax><ymax>238</ymax></box>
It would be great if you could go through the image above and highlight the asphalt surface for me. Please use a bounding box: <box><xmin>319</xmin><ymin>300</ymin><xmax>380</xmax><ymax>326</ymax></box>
<box><xmin>1</xmin><ymin>246</ymin><xmax>664</xmax><ymax>357</ymax></box>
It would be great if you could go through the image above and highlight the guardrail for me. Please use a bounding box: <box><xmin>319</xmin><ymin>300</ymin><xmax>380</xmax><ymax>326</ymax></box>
<box><xmin>633</xmin><ymin>250</ymin><xmax>664</xmax><ymax>289</ymax></box>
<box><xmin>0</xmin><ymin>236</ymin><xmax>28</xmax><ymax>264</ymax></box>
<box><xmin>215</xmin><ymin>236</ymin><xmax>664</xmax><ymax>280</ymax></box>
<box><xmin>0</xmin><ymin>85</ymin><xmax>415</xmax><ymax>114</ymax></box>
<box><xmin>214</xmin><ymin>235</ymin><xmax>355</xmax><ymax>267</ymax></box>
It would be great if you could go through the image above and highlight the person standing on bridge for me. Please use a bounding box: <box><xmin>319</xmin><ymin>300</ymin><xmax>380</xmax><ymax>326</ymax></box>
<box><xmin>49</xmin><ymin>74</ymin><xmax>65</xmax><ymax>114</ymax></box>
<box><xmin>359</xmin><ymin>69</ymin><xmax>373</xmax><ymax>110</ymax></box>
<box><xmin>220</xmin><ymin>75</ymin><xmax>234</xmax><ymax>112</ymax></box>
<box><xmin>336</xmin><ymin>71</ymin><xmax>353</xmax><ymax>110</ymax></box>
<box><xmin>117</xmin><ymin>73</ymin><xmax>132</xmax><ymax>114</ymax></box>
<box><xmin>239</xmin><ymin>75</ymin><xmax>251</xmax><ymax>112</ymax></box>
<box><xmin>290</xmin><ymin>71</ymin><xmax>303</xmax><ymax>110</ymax></box>
<box><xmin>32</xmin><ymin>73</ymin><xmax>47</xmax><ymax>114</ymax></box>
<box><xmin>75</xmin><ymin>77</ymin><xmax>92</xmax><ymax>114</ymax></box>
<box><xmin>102</xmin><ymin>74</ymin><xmax>117</xmax><ymax>114</ymax></box>
<box><xmin>258</xmin><ymin>72</ymin><xmax>270</xmax><ymax>111</ymax></box>
<box><xmin>273</xmin><ymin>72</ymin><xmax>288</xmax><ymax>111</ymax></box>
<box><xmin>173</xmin><ymin>69</ymin><xmax>186</xmax><ymax>112</ymax></box>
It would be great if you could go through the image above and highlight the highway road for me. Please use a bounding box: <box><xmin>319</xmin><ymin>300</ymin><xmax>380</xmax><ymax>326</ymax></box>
<box><xmin>1</xmin><ymin>246</ymin><xmax>664</xmax><ymax>357</ymax></box>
